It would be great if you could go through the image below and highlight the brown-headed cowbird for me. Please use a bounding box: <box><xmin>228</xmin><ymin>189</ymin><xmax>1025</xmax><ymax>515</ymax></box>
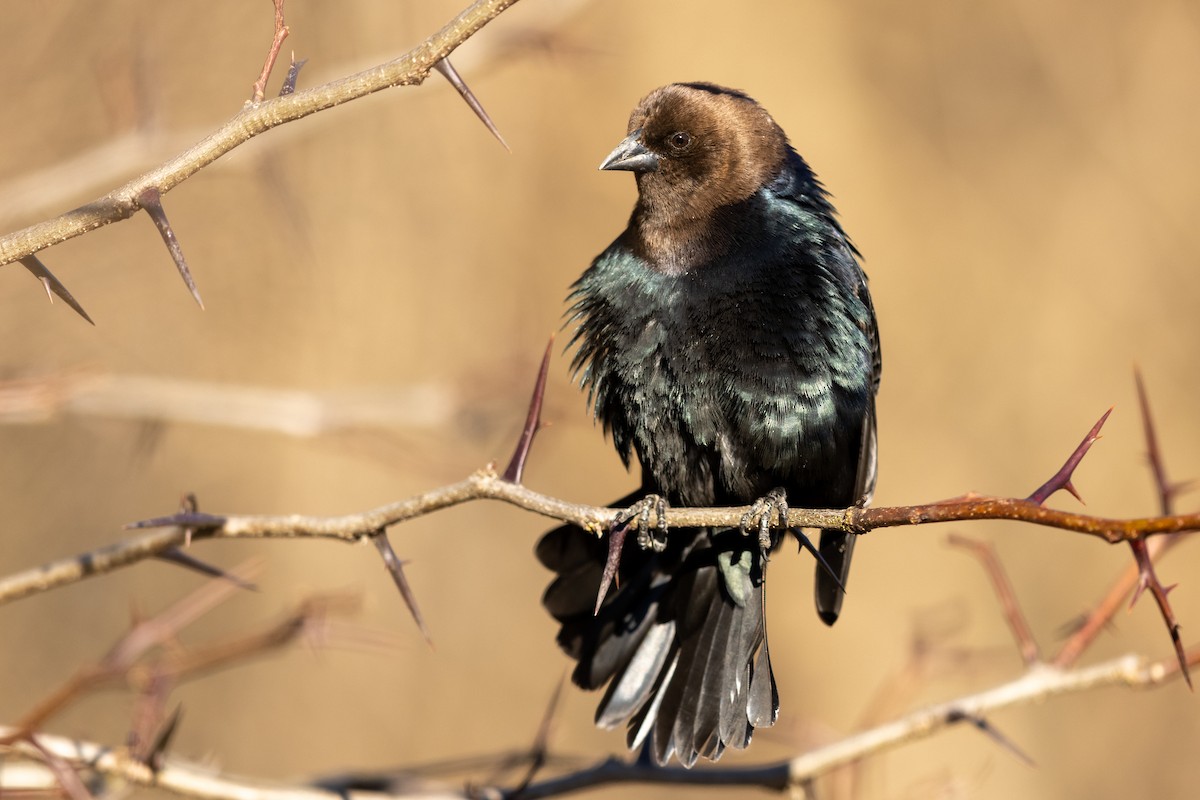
<box><xmin>537</xmin><ymin>83</ymin><xmax>880</xmax><ymax>766</ymax></box>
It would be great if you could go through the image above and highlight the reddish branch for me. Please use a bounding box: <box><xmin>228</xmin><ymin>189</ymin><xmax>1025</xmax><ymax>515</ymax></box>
<box><xmin>1050</xmin><ymin>373</ymin><xmax>1193</xmax><ymax>686</ymax></box>
<box><xmin>3</xmin><ymin>565</ymin><xmax>366</xmax><ymax>787</ymax></box>
<box><xmin>948</xmin><ymin>534</ymin><xmax>1040</xmax><ymax>666</ymax></box>
<box><xmin>7</xmin><ymin>562</ymin><xmax>262</xmax><ymax>736</ymax></box>
<box><xmin>251</xmin><ymin>0</ymin><xmax>290</xmax><ymax>103</ymax></box>
<box><xmin>1026</xmin><ymin>407</ymin><xmax>1110</xmax><ymax>505</ymax></box>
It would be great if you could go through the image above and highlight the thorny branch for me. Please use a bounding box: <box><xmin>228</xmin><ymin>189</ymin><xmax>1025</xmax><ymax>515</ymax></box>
<box><xmin>4</xmin><ymin>1</ymin><xmax>1190</xmax><ymax>796</ymax></box>
<box><xmin>0</xmin><ymin>368</ymin><xmax>1194</xmax><ymax>694</ymax></box>
<box><xmin>1053</xmin><ymin>385</ymin><xmax>1182</xmax><ymax>669</ymax></box>
<box><xmin>0</xmin><ymin>370</ymin><xmax>1193</xmax><ymax>796</ymax></box>
<box><xmin>3</xmin><ymin>650</ymin><xmax>1195</xmax><ymax>800</ymax></box>
<box><xmin>0</xmin><ymin>0</ymin><xmax>521</xmax><ymax>268</ymax></box>
<box><xmin>948</xmin><ymin>534</ymin><xmax>1040</xmax><ymax>666</ymax></box>
<box><xmin>1</xmin><ymin>468</ymin><xmax>1197</xmax><ymax>609</ymax></box>
<box><xmin>1</xmin><ymin>412</ymin><xmax>1198</xmax><ymax>607</ymax></box>
<box><xmin>0</xmin><ymin>568</ymin><xmax>377</xmax><ymax>799</ymax></box>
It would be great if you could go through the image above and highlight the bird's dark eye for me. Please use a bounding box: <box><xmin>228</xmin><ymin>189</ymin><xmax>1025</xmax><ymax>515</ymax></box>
<box><xmin>667</xmin><ymin>131</ymin><xmax>692</xmax><ymax>152</ymax></box>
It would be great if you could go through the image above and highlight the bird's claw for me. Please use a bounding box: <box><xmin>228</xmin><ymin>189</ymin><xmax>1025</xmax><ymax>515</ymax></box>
<box><xmin>740</xmin><ymin>488</ymin><xmax>788</xmax><ymax>552</ymax></box>
<box><xmin>595</xmin><ymin>495</ymin><xmax>669</xmax><ymax>614</ymax></box>
<box><xmin>615</xmin><ymin>494</ymin><xmax>669</xmax><ymax>552</ymax></box>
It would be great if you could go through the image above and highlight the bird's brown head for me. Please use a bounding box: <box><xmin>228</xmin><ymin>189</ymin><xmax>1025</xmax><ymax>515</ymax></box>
<box><xmin>600</xmin><ymin>83</ymin><xmax>790</xmax><ymax>271</ymax></box>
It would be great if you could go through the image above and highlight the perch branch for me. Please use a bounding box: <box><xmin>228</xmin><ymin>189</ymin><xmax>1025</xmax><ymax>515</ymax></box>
<box><xmin>3</xmin><ymin>469</ymin><xmax>1200</xmax><ymax>608</ymax></box>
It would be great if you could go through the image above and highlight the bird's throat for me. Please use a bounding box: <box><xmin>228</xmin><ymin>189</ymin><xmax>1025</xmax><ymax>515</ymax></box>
<box><xmin>629</xmin><ymin>206</ymin><xmax>729</xmax><ymax>276</ymax></box>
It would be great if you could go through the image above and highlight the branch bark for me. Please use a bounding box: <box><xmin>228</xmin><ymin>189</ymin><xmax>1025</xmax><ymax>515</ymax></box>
<box><xmin>2</xmin><ymin>466</ymin><xmax>1198</xmax><ymax>606</ymax></box>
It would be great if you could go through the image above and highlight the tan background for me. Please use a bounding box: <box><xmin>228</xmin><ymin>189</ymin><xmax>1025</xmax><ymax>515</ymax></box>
<box><xmin>1</xmin><ymin>2</ymin><xmax>1198</xmax><ymax>798</ymax></box>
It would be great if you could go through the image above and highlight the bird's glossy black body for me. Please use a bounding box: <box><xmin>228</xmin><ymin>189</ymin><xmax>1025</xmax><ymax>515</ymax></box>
<box><xmin>537</xmin><ymin>83</ymin><xmax>880</xmax><ymax>766</ymax></box>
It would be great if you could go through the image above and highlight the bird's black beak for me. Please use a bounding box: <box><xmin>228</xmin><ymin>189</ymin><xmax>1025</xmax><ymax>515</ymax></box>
<box><xmin>599</xmin><ymin>130</ymin><xmax>659</xmax><ymax>173</ymax></box>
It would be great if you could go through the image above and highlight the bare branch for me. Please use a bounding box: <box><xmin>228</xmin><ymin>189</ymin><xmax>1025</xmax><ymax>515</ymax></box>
<box><xmin>6</xmin><ymin>652</ymin><xmax>1191</xmax><ymax>800</ymax></box>
<box><xmin>251</xmin><ymin>0</ymin><xmax>290</xmax><ymax>103</ymax></box>
<box><xmin>0</xmin><ymin>370</ymin><xmax>459</xmax><ymax>436</ymax></box>
<box><xmin>0</xmin><ymin>2</ymin><xmax>593</xmax><ymax>228</ymax></box>
<box><xmin>18</xmin><ymin>733</ymin><xmax>95</xmax><ymax>800</ymax></box>
<box><xmin>10</xmin><ymin>562</ymin><xmax>259</xmax><ymax>735</ymax></box>
<box><xmin>4</xmin><ymin>468</ymin><xmax>1200</xmax><ymax>608</ymax></box>
<box><xmin>0</xmin><ymin>0</ymin><xmax>523</xmax><ymax>269</ymax></box>
<box><xmin>1055</xmin><ymin>373</ymin><xmax>1193</xmax><ymax>670</ymax></box>
<box><xmin>947</xmin><ymin>534</ymin><xmax>1040</xmax><ymax>665</ymax></box>
<box><xmin>1135</xmin><ymin>368</ymin><xmax>1192</xmax><ymax>514</ymax></box>
<box><xmin>783</xmin><ymin>654</ymin><xmax>1193</xmax><ymax>787</ymax></box>
<box><xmin>500</xmin><ymin>679</ymin><xmax>566</xmax><ymax>795</ymax></box>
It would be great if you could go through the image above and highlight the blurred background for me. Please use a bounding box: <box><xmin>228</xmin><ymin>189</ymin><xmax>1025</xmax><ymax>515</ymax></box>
<box><xmin>1</xmin><ymin>1</ymin><xmax>1198</xmax><ymax>798</ymax></box>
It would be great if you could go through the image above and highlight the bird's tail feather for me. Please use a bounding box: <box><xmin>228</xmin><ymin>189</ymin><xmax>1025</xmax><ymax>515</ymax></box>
<box><xmin>537</xmin><ymin>518</ymin><xmax>777</xmax><ymax>766</ymax></box>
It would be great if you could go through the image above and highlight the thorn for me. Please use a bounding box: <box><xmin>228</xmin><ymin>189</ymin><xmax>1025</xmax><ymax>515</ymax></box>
<box><xmin>503</xmin><ymin>336</ymin><xmax>554</xmax><ymax>483</ymax></box>
<box><xmin>508</xmin><ymin>678</ymin><xmax>565</xmax><ymax>795</ymax></box>
<box><xmin>125</xmin><ymin>511</ymin><xmax>226</xmax><ymax>531</ymax></box>
<box><xmin>143</xmin><ymin>704</ymin><xmax>183</xmax><ymax>771</ymax></box>
<box><xmin>156</xmin><ymin>549</ymin><xmax>258</xmax><ymax>591</ymax></box>
<box><xmin>1134</xmin><ymin>369</ymin><xmax>1195</xmax><ymax>515</ymax></box>
<box><xmin>280</xmin><ymin>54</ymin><xmax>307</xmax><ymax>96</ymax></box>
<box><xmin>948</xmin><ymin>710</ymin><xmax>1036</xmax><ymax>767</ymax></box>
<box><xmin>371</xmin><ymin>531</ymin><xmax>432</xmax><ymax>647</ymax></box>
<box><xmin>792</xmin><ymin>528</ymin><xmax>846</xmax><ymax>594</ymax></box>
<box><xmin>1027</xmin><ymin>407</ymin><xmax>1112</xmax><ymax>506</ymax></box>
<box><xmin>179</xmin><ymin>492</ymin><xmax>198</xmax><ymax>546</ymax></box>
<box><xmin>594</xmin><ymin>524</ymin><xmax>627</xmax><ymax>615</ymax></box>
<box><xmin>138</xmin><ymin>187</ymin><xmax>204</xmax><ymax>308</ymax></box>
<box><xmin>19</xmin><ymin>255</ymin><xmax>95</xmax><ymax>325</ymax></box>
<box><xmin>433</xmin><ymin>58</ymin><xmax>510</xmax><ymax>152</ymax></box>
<box><xmin>1126</xmin><ymin>537</ymin><xmax>1191</xmax><ymax>689</ymax></box>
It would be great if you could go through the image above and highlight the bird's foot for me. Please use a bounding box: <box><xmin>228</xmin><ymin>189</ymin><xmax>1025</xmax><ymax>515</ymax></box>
<box><xmin>614</xmin><ymin>494</ymin><xmax>670</xmax><ymax>552</ymax></box>
<box><xmin>740</xmin><ymin>488</ymin><xmax>788</xmax><ymax>552</ymax></box>
<box><xmin>594</xmin><ymin>495</ymin><xmax>669</xmax><ymax>614</ymax></box>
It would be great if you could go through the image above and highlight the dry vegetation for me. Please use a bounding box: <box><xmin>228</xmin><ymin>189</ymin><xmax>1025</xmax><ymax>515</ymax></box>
<box><xmin>1</xmin><ymin>2</ymin><xmax>1198</xmax><ymax>799</ymax></box>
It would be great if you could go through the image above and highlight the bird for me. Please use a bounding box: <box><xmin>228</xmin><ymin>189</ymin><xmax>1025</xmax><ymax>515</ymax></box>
<box><xmin>536</xmin><ymin>82</ymin><xmax>880</xmax><ymax>767</ymax></box>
